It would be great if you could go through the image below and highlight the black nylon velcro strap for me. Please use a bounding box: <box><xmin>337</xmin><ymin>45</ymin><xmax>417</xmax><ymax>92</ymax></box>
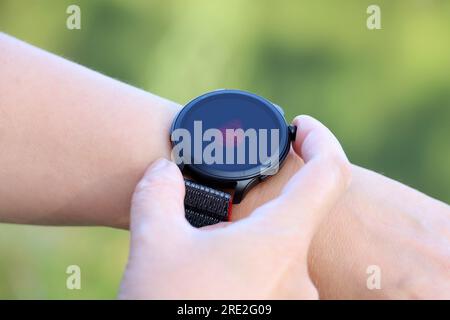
<box><xmin>184</xmin><ymin>179</ymin><xmax>231</xmax><ymax>228</ymax></box>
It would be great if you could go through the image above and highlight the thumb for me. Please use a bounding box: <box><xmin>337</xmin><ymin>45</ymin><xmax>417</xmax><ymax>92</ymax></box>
<box><xmin>129</xmin><ymin>158</ymin><xmax>188</xmax><ymax>239</ymax></box>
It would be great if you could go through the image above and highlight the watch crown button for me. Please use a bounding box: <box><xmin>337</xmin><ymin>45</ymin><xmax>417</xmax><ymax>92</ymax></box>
<box><xmin>288</xmin><ymin>125</ymin><xmax>297</xmax><ymax>141</ymax></box>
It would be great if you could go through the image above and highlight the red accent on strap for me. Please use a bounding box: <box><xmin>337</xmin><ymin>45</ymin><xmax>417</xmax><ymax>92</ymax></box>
<box><xmin>227</xmin><ymin>197</ymin><xmax>233</xmax><ymax>222</ymax></box>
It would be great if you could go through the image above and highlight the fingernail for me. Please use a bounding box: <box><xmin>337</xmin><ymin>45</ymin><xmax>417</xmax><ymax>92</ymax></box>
<box><xmin>149</xmin><ymin>158</ymin><xmax>169</xmax><ymax>172</ymax></box>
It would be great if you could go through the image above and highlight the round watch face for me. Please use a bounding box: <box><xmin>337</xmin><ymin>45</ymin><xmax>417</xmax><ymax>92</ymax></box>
<box><xmin>171</xmin><ymin>89</ymin><xmax>290</xmax><ymax>181</ymax></box>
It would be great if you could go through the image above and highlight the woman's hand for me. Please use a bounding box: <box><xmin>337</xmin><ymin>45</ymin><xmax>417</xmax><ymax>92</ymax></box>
<box><xmin>118</xmin><ymin>116</ymin><xmax>351</xmax><ymax>299</ymax></box>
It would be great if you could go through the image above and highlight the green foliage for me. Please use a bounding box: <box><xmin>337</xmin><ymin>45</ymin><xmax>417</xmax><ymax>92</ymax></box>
<box><xmin>0</xmin><ymin>0</ymin><xmax>448</xmax><ymax>298</ymax></box>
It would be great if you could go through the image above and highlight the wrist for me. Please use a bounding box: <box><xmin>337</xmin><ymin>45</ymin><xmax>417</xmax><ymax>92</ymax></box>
<box><xmin>107</xmin><ymin>94</ymin><xmax>181</xmax><ymax>229</ymax></box>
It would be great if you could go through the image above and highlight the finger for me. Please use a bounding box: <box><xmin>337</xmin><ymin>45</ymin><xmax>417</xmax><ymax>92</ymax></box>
<box><xmin>129</xmin><ymin>158</ymin><xmax>189</xmax><ymax>241</ymax></box>
<box><xmin>247</xmin><ymin>115</ymin><xmax>351</xmax><ymax>242</ymax></box>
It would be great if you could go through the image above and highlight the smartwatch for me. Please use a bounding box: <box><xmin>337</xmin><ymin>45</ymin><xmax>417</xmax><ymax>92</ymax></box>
<box><xmin>170</xmin><ymin>89</ymin><xmax>296</xmax><ymax>227</ymax></box>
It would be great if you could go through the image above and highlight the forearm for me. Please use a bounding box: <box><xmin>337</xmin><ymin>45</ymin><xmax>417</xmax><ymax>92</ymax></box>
<box><xmin>309</xmin><ymin>165</ymin><xmax>450</xmax><ymax>299</ymax></box>
<box><xmin>0</xmin><ymin>33</ymin><xmax>180</xmax><ymax>227</ymax></box>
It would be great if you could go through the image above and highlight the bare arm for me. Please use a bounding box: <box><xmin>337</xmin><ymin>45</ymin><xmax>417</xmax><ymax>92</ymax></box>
<box><xmin>310</xmin><ymin>165</ymin><xmax>450</xmax><ymax>299</ymax></box>
<box><xmin>0</xmin><ymin>33</ymin><xmax>179</xmax><ymax>227</ymax></box>
<box><xmin>0</xmin><ymin>34</ymin><xmax>449</xmax><ymax>298</ymax></box>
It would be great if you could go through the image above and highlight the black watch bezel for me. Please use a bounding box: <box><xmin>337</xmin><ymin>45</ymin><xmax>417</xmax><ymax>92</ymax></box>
<box><xmin>170</xmin><ymin>89</ymin><xmax>294</xmax><ymax>196</ymax></box>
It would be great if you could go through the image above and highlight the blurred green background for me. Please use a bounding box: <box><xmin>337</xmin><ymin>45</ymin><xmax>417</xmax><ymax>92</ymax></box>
<box><xmin>0</xmin><ymin>0</ymin><xmax>449</xmax><ymax>299</ymax></box>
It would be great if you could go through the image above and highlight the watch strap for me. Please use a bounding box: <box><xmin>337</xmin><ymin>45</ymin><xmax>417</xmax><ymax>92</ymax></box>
<box><xmin>184</xmin><ymin>179</ymin><xmax>232</xmax><ymax>228</ymax></box>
